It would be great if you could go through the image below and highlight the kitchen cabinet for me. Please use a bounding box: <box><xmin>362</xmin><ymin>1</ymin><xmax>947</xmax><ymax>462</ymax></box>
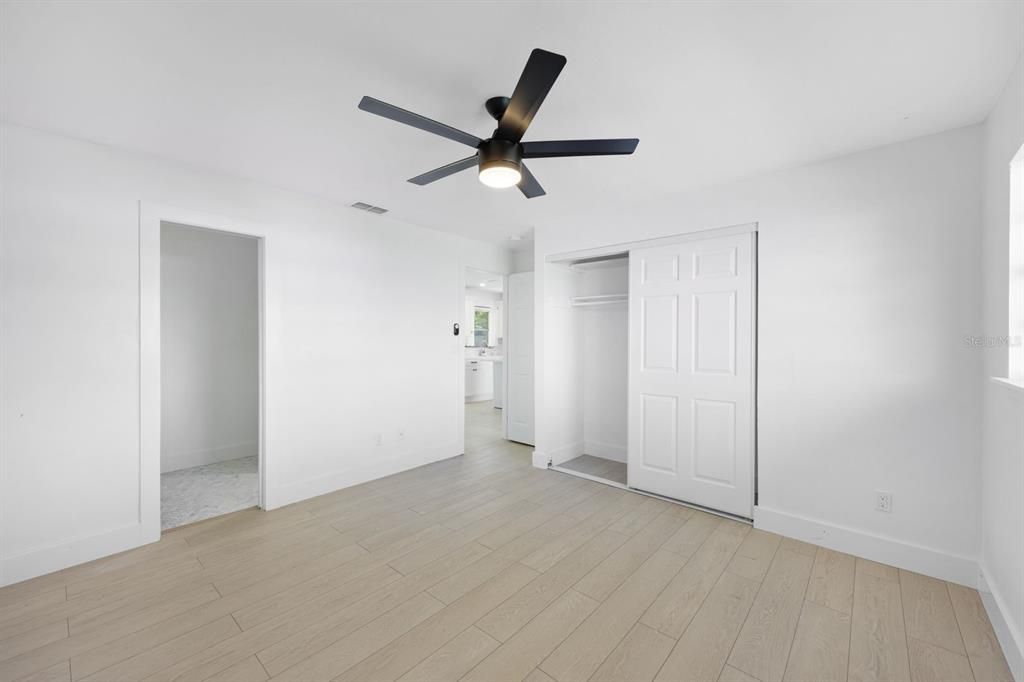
<box><xmin>465</xmin><ymin>360</ymin><xmax>494</xmax><ymax>402</ymax></box>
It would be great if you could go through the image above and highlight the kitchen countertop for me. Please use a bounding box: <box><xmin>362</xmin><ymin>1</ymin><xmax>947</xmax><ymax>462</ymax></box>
<box><xmin>466</xmin><ymin>356</ymin><xmax>504</xmax><ymax>363</ymax></box>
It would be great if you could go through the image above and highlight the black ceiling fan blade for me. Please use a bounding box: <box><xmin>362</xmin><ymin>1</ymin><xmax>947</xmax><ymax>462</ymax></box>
<box><xmin>495</xmin><ymin>49</ymin><xmax>567</xmax><ymax>142</ymax></box>
<box><xmin>517</xmin><ymin>163</ymin><xmax>546</xmax><ymax>198</ymax></box>
<box><xmin>358</xmin><ymin>96</ymin><xmax>482</xmax><ymax>148</ymax></box>
<box><xmin>521</xmin><ymin>138</ymin><xmax>639</xmax><ymax>159</ymax></box>
<box><xmin>407</xmin><ymin>155</ymin><xmax>479</xmax><ymax>185</ymax></box>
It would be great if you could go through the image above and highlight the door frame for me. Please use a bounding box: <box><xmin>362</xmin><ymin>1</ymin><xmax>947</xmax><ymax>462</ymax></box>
<box><xmin>546</xmin><ymin>222</ymin><xmax>758</xmax><ymax>265</ymax></box>
<box><xmin>139</xmin><ymin>202</ymin><xmax>268</xmax><ymax>542</ymax></box>
<box><xmin>544</xmin><ymin>222</ymin><xmax>758</xmax><ymax>519</ymax></box>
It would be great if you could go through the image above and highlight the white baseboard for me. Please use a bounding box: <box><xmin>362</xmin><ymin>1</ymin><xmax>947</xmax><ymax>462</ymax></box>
<box><xmin>754</xmin><ymin>505</ymin><xmax>978</xmax><ymax>587</ymax></box>
<box><xmin>532</xmin><ymin>450</ymin><xmax>550</xmax><ymax>469</ymax></box>
<box><xmin>1</xmin><ymin>442</ymin><xmax>461</xmax><ymax>587</ymax></box>
<box><xmin>161</xmin><ymin>440</ymin><xmax>257</xmax><ymax>473</ymax></box>
<box><xmin>583</xmin><ymin>440</ymin><xmax>627</xmax><ymax>463</ymax></box>
<box><xmin>267</xmin><ymin>441</ymin><xmax>462</xmax><ymax>510</ymax></box>
<box><xmin>979</xmin><ymin>565</ymin><xmax>1024</xmax><ymax>682</ymax></box>
<box><xmin>1</xmin><ymin>522</ymin><xmax>155</xmax><ymax>588</ymax></box>
<box><xmin>549</xmin><ymin>441</ymin><xmax>584</xmax><ymax>466</ymax></box>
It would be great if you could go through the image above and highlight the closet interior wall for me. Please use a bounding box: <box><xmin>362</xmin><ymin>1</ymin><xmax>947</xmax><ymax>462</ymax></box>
<box><xmin>578</xmin><ymin>259</ymin><xmax>628</xmax><ymax>464</ymax></box>
<box><xmin>543</xmin><ymin>254</ymin><xmax>629</xmax><ymax>485</ymax></box>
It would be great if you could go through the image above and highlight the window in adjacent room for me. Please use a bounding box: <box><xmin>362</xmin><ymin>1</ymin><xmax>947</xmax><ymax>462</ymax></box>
<box><xmin>474</xmin><ymin>307</ymin><xmax>491</xmax><ymax>347</ymax></box>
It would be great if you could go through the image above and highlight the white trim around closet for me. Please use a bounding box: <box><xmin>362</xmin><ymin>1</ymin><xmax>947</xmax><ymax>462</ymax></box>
<box><xmin>546</xmin><ymin>222</ymin><xmax>758</xmax><ymax>264</ymax></box>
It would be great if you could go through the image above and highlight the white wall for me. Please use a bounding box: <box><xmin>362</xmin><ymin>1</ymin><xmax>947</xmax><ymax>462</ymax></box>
<box><xmin>0</xmin><ymin>123</ymin><xmax>511</xmax><ymax>585</ymax></box>
<box><xmin>980</xmin><ymin>54</ymin><xmax>1024</xmax><ymax>680</ymax></box>
<box><xmin>160</xmin><ymin>223</ymin><xmax>258</xmax><ymax>473</ymax></box>
<box><xmin>580</xmin><ymin>263</ymin><xmax>628</xmax><ymax>462</ymax></box>
<box><xmin>535</xmin><ymin>125</ymin><xmax>985</xmax><ymax>585</ymax></box>
<box><xmin>542</xmin><ymin>262</ymin><xmax>629</xmax><ymax>465</ymax></box>
<box><xmin>510</xmin><ymin>247</ymin><xmax>534</xmax><ymax>274</ymax></box>
<box><xmin>542</xmin><ymin>263</ymin><xmax>584</xmax><ymax>465</ymax></box>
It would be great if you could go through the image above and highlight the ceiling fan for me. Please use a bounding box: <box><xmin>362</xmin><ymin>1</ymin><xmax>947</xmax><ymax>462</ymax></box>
<box><xmin>357</xmin><ymin>48</ymin><xmax>639</xmax><ymax>198</ymax></box>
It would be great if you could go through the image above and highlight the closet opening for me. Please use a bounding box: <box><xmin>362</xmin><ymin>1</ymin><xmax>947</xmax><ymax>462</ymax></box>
<box><xmin>549</xmin><ymin>252</ymin><xmax>630</xmax><ymax>488</ymax></box>
<box><xmin>543</xmin><ymin>225</ymin><xmax>758</xmax><ymax>519</ymax></box>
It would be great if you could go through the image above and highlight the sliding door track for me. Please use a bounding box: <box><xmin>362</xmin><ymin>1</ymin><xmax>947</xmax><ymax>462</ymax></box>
<box><xmin>547</xmin><ymin>465</ymin><xmax>753</xmax><ymax>524</ymax></box>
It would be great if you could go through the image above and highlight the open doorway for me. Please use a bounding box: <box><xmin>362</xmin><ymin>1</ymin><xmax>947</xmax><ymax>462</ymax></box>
<box><xmin>463</xmin><ymin>267</ymin><xmax>506</xmax><ymax>452</ymax></box>
<box><xmin>159</xmin><ymin>222</ymin><xmax>260</xmax><ymax>530</ymax></box>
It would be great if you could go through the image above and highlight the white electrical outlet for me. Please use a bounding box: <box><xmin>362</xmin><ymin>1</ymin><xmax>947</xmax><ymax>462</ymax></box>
<box><xmin>375</xmin><ymin>433</ymin><xmax>383</xmax><ymax>446</ymax></box>
<box><xmin>875</xmin><ymin>491</ymin><xmax>893</xmax><ymax>513</ymax></box>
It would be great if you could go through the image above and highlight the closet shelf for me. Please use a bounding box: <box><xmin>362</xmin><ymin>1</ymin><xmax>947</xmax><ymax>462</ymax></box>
<box><xmin>570</xmin><ymin>293</ymin><xmax>628</xmax><ymax>307</ymax></box>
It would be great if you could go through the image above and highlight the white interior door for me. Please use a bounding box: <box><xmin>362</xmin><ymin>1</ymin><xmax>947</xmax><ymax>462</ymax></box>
<box><xmin>627</xmin><ymin>232</ymin><xmax>755</xmax><ymax>517</ymax></box>
<box><xmin>506</xmin><ymin>272</ymin><xmax>535</xmax><ymax>445</ymax></box>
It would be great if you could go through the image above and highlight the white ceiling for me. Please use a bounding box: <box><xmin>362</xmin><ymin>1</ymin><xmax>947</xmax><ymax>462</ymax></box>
<box><xmin>2</xmin><ymin>1</ymin><xmax>1020</xmax><ymax>246</ymax></box>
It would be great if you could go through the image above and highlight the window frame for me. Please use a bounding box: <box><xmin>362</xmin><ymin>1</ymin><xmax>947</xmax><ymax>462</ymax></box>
<box><xmin>998</xmin><ymin>142</ymin><xmax>1024</xmax><ymax>393</ymax></box>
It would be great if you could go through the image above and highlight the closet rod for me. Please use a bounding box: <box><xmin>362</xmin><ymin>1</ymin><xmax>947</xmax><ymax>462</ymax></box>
<box><xmin>570</xmin><ymin>300</ymin><xmax>628</xmax><ymax>307</ymax></box>
<box><xmin>570</xmin><ymin>293</ymin><xmax>628</xmax><ymax>307</ymax></box>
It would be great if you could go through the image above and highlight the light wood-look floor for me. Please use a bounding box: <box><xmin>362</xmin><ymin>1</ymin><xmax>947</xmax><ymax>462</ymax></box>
<box><xmin>555</xmin><ymin>455</ymin><xmax>628</xmax><ymax>486</ymax></box>
<box><xmin>0</xmin><ymin>406</ymin><xmax>1012</xmax><ymax>682</ymax></box>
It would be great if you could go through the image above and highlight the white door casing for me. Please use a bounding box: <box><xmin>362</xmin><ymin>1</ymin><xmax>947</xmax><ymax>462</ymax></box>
<box><xmin>627</xmin><ymin>232</ymin><xmax>755</xmax><ymax>517</ymax></box>
<box><xmin>140</xmin><ymin>202</ymin><xmax>268</xmax><ymax>543</ymax></box>
<box><xmin>506</xmin><ymin>272</ymin><xmax>535</xmax><ymax>445</ymax></box>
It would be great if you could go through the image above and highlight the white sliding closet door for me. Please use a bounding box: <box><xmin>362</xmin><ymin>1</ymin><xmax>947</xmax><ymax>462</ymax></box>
<box><xmin>506</xmin><ymin>272</ymin><xmax>535</xmax><ymax>445</ymax></box>
<box><xmin>627</xmin><ymin>232</ymin><xmax>755</xmax><ymax>517</ymax></box>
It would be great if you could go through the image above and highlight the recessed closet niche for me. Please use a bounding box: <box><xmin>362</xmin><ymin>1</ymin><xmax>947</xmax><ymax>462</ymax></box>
<box><xmin>549</xmin><ymin>253</ymin><xmax>630</xmax><ymax>486</ymax></box>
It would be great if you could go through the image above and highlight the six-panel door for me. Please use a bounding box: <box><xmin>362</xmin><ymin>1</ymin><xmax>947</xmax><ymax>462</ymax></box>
<box><xmin>627</xmin><ymin>232</ymin><xmax>755</xmax><ymax>517</ymax></box>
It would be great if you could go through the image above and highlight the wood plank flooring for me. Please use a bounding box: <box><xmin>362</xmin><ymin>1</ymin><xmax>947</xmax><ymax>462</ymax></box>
<box><xmin>0</xmin><ymin>404</ymin><xmax>1012</xmax><ymax>682</ymax></box>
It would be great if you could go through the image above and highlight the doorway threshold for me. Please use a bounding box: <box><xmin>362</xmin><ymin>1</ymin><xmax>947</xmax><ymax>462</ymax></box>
<box><xmin>550</xmin><ymin>464</ymin><xmax>628</xmax><ymax>490</ymax></box>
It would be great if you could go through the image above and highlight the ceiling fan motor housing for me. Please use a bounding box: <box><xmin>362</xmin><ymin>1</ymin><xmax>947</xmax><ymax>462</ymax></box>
<box><xmin>478</xmin><ymin>138</ymin><xmax>522</xmax><ymax>174</ymax></box>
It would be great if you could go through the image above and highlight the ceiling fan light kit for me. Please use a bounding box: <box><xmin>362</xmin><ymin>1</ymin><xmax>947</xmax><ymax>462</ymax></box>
<box><xmin>479</xmin><ymin>164</ymin><xmax>522</xmax><ymax>189</ymax></box>
<box><xmin>358</xmin><ymin>48</ymin><xmax>638</xmax><ymax>198</ymax></box>
<box><xmin>478</xmin><ymin>139</ymin><xmax>523</xmax><ymax>188</ymax></box>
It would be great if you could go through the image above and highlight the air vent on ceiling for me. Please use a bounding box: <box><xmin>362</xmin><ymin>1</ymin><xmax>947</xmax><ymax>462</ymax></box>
<box><xmin>350</xmin><ymin>201</ymin><xmax>388</xmax><ymax>215</ymax></box>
